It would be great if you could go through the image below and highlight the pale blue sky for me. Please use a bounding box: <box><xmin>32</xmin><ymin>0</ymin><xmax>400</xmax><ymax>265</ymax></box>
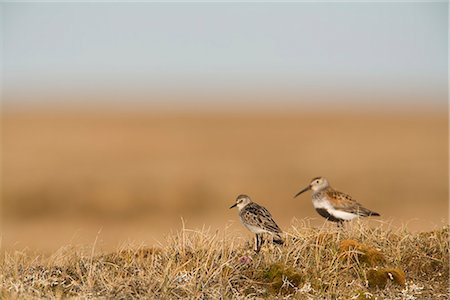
<box><xmin>2</xmin><ymin>2</ymin><xmax>448</xmax><ymax>106</ymax></box>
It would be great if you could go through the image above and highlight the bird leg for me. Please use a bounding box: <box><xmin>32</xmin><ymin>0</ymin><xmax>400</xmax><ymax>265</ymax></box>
<box><xmin>258</xmin><ymin>234</ymin><xmax>264</xmax><ymax>249</ymax></box>
<box><xmin>254</xmin><ymin>234</ymin><xmax>262</xmax><ymax>253</ymax></box>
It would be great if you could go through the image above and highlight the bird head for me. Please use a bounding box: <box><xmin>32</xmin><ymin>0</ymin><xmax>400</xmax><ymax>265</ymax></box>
<box><xmin>294</xmin><ymin>176</ymin><xmax>329</xmax><ymax>197</ymax></box>
<box><xmin>230</xmin><ymin>194</ymin><xmax>252</xmax><ymax>210</ymax></box>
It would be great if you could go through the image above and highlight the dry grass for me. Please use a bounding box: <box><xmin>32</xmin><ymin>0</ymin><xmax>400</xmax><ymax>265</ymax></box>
<box><xmin>1</xmin><ymin>221</ymin><xmax>448</xmax><ymax>299</ymax></box>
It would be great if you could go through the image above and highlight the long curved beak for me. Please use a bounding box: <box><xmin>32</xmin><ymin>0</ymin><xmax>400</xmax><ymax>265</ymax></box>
<box><xmin>294</xmin><ymin>186</ymin><xmax>310</xmax><ymax>198</ymax></box>
<box><xmin>229</xmin><ymin>203</ymin><xmax>237</xmax><ymax>209</ymax></box>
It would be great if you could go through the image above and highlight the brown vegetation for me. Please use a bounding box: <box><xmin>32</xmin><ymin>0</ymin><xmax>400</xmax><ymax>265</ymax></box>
<box><xmin>1</xmin><ymin>222</ymin><xmax>448</xmax><ymax>299</ymax></box>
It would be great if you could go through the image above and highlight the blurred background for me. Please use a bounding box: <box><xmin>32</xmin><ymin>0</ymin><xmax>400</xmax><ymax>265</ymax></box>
<box><xmin>1</xmin><ymin>2</ymin><xmax>448</xmax><ymax>251</ymax></box>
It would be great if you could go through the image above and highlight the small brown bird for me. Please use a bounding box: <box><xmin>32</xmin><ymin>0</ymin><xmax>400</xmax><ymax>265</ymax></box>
<box><xmin>230</xmin><ymin>194</ymin><xmax>283</xmax><ymax>252</ymax></box>
<box><xmin>294</xmin><ymin>177</ymin><xmax>380</xmax><ymax>226</ymax></box>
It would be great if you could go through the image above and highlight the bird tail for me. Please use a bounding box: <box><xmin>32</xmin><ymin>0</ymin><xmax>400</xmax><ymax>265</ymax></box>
<box><xmin>360</xmin><ymin>207</ymin><xmax>380</xmax><ymax>217</ymax></box>
<box><xmin>272</xmin><ymin>234</ymin><xmax>284</xmax><ymax>245</ymax></box>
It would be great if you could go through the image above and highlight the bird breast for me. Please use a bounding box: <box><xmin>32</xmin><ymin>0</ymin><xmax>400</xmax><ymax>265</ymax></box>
<box><xmin>312</xmin><ymin>193</ymin><xmax>330</xmax><ymax>209</ymax></box>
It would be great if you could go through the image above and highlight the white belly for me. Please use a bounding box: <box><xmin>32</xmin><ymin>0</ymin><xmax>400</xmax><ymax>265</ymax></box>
<box><xmin>312</xmin><ymin>198</ymin><xmax>358</xmax><ymax>221</ymax></box>
<box><xmin>242</xmin><ymin>223</ymin><xmax>270</xmax><ymax>234</ymax></box>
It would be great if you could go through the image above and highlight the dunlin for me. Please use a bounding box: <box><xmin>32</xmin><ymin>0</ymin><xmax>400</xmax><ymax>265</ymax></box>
<box><xmin>230</xmin><ymin>194</ymin><xmax>283</xmax><ymax>252</ymax></box>
<box><xmin>294</xmin><ymin>177</ymin><xmax>380</xmax><ymax>226</ymax></box>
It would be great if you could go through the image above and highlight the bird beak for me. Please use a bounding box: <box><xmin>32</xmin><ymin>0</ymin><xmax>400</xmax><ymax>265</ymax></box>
<box><xmin>294</xmin><ymin>185</ymin><xmax>311</xmax><ymax>198</ymax></box>
<box><xmin>229</xmin><ymin>203</ymin><xmax>237</xmax><ymax>209</ymax></box>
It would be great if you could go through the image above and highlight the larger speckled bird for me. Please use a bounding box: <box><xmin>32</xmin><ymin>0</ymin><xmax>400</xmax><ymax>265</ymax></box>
<box><xmin>230</xmin><ymin>194</ymin><xmax>283</xmax><ymax>252</ymax></box>
<box><xmin>294</xmin><ymin>177</ymin><xmax>380</xmax><ymax>226</ymax></box>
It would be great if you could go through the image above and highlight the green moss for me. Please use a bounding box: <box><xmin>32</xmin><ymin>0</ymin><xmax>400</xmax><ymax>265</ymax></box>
<box><xmin>261</xmin><ymin>263</ymin><xmax>304</xmax><ymax>295</ymax></box>
<box><xmin>263</xmin><ymin>263</ymin><xmax>285</xmax><ymax>281</ymax></box>
<box><xmin>367</xmin><ymin>268</ymin><xmax>406</xmax><ymax>289</ymax></box>
<box><xmin>367</xmin><ymin>269</ymin><xmax>387</xmax><ymax>288</ymax></box>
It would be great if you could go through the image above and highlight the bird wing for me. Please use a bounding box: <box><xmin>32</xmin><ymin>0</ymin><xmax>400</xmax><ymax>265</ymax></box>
<box><xmin>240</xmin><ymin>203</ymin><xmax>282</xmax><ymax>234</ymax></box>
<box><xmin>326</xmin><ymin>189</ymin><xmax>379</xmax><ymax>217</ymax></box>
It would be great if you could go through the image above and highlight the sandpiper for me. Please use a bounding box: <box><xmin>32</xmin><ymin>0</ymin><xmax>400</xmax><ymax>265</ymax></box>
<box><xmin>294</xmin><ymin>177</ymin><xmax>380</xmax><ymax>226</ymax></box>
<box><xmin>230</xmin><ymin>194</ymin><xmax>283</xmax><ymax>252</ymax></box>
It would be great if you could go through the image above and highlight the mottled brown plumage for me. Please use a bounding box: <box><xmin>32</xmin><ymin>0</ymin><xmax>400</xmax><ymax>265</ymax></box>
<box><xmin>230</xmin><ymin>194</ymin><xmax>283</xmax><ymax>252</ymax></box>
<box><xmin>325</xmin><ymin>188</ymin><xmax>380</xmax><ymax>217</ymax></box>
<box><xmin>239</xmin><ymin>202</ymin><xmax>283</xmax><ymax>234</ymax></box>
<box><xmin>295</xmin><ymin>177</ymin><xmax>380</xmax><ymax>225</ymax></box>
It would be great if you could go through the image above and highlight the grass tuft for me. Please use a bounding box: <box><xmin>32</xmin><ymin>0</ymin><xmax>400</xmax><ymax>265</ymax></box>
<box><xmin>0</xmin><ymin>222</ymin><xmax>448</xmax><ymax>299</ymax></box>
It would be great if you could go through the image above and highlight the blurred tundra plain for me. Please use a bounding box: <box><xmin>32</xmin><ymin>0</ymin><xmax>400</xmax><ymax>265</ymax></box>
<box><xmin>1</xmin><ymin>107</ymin><xmax>448</xmax><ymax>251</ymax></box>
